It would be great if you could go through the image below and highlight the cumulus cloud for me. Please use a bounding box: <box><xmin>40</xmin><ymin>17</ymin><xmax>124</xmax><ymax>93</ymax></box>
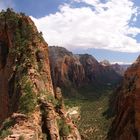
<box><xmin>31</xmin><ymin>0</ymin><xmax>140</xmax><ymax>53</ymax></box>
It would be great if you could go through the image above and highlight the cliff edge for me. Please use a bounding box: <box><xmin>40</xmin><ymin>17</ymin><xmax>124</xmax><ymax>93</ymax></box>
<box><xmin>0</xmin><ymin>9</ymin><xmax>81</xmax><ymax>140</ymax></box>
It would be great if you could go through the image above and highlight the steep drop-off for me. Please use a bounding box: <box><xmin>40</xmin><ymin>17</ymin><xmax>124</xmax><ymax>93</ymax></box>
<box><xmin>0</xmin><ymin>9</ymin><xmax>81</xmax><ymax>140</ymax></box>
<box><xmin>108</xmin><ymin>56</ymin><xmax>140</xmax><ymax>140</ymax></box>
<box><xmin>49</xmin><ymin>46</ymin><xmax>122</xmax><ymax>97</ymax></box>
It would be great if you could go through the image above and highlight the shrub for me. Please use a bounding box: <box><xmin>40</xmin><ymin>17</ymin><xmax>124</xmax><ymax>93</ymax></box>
<box><xmin>47</xmin><ymin>95</ymin><xmax>60</xmax><ymax>107</ymax></box>
<box><xmin>0</xmin><ymin>118</ymin><xmax>14</xmax><ymax>139</ymax></box>
<box><xmin>2</xmin><ymin>119</ymin><xmax>15</xmax><ymax>130</ymax></box>
<box><xmin>0</xmin><ymin>130</ymin><xmax>13</xmax><ymax>139</ymax></box>
<box><xmin>19</xmin><ymin>82</ymin><xmax>37</xmax><ymax>114</ymax></box>
<box><xmin>60</xmin><ymin>123</ymin><xmax>71</xmax><ymax>136</ymax></box>
<box><xmin>57</xmin><ymin>119</ymin><xmax>71</xmax><ymax>136</ymax></box>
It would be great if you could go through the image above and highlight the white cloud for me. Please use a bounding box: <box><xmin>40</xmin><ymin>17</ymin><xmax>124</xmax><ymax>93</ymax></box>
<box><xmin>31</xmin><ymin>0</ymin><xmax>140</xmax><ymax>53</ymax></box>
<box><xmin>110</xmin><ymin>61</ymin><xmax>132</xmax><ymax>65</ymax></box>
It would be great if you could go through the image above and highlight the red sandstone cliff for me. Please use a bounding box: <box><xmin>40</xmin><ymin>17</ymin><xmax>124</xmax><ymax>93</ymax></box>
<box><xmin>108</xmin><ymin>56</ymin><xmax>140</xmax><ymax>140</ymax></box>
<box><xmin>0</xmin><ymin>9</ymin><xmax>81</xmax><ymax>140</ymax></box>
<box><xmin>49</xmin><ymin>46</ymin><xmax>122</xmax><ymax>97</ymax></box>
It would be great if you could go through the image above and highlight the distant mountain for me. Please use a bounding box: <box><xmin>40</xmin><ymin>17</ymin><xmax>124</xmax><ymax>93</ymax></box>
<box><xmin>111</xmin><ymin>63</ymin><xmax>129</xmax><ymax>76</ymax></box>
<box><xmin>49</xmin><ymin>46</ymin><xmax>122</xmax><ymax>97</ymax></box>
<box><xmin>100</xmin><ymin>60</ymin><xmax>111</xmax><ymax>66</ymax></box>
<box><xmin>100</xmin><ymin>60</ymin><xmax>130</xmax><ymax>76</ymax></box>
<box><xmin>76</xmin><ymin>48</ymin><xmax>139</xmax><ymax>65</ymax></box>
<box><xmin>108</xmin><ymin>55</ymin><xmax>140</xmax><ymax>140</ymax></box>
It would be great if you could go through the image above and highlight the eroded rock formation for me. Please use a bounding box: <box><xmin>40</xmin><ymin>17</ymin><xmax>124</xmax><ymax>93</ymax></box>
<box><xmin>49</xmin><ymin>46</ymin><xmax>122</xmax><ymax>97</ymax></box>
<box><xmin>100</xmin><ymin>60</ymin><xmax>129</xmax><ymax>76</ymax></box>
<box><xmin>108</xmin><ymin>56</ymin><xmax>140</xmax><ymax>140</ymax></box>
<box><xmin>0</xmin><ymin>9</ymin><xmax>81</xmax><ymax>140</ymax></box>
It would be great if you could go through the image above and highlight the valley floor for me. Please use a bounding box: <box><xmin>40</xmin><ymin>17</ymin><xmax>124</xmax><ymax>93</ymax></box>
<box><xmin>65</xmin><ymin>89</ymin><xmax>113</xmax><ymax>140</ymax></box>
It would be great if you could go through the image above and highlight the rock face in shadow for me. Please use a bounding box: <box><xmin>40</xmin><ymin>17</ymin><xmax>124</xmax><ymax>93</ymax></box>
<box><xmin>49</xmin><ymin>46</ymin><xmax>122</xmax><ymax>97</ymax></box>
<box><xmin>49</xmin><ymin>46</ymin><xmax>85</xmax><ymax>88</ymax></box>
<box><xmin>100</xmin><ymin>60</ymin><xmax>129</xmax><ymax>76</ymax></box>
<box><xmin>108</xmin><ymin>56</ymin><xmax>140</xmax><ymax>140</ymax></box>
<box><xmin>111</xmin><ymin>63</ymin><xmax>129</xmax><ymax>76</ymax></box>
<box><xmin>0</xmin><ymin>9</ymin><xmax>81</xmax><ymax>140</ymax></box>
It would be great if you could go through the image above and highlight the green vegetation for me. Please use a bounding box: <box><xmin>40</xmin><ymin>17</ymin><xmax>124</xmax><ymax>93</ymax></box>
<box><xmin>47</xmin><ymin>95</ymin><xmax>60</xmax><ymax>106</ymax></box>
<box><xmin>0</xmin><ymin>9</ymin><xmax>27</xmax><ymax>56</ymax></box>
<box><xmin>57</xmin><ymin>119</ymin><xmax>71</xmax><ymax>137</ymax></box>
<box><xmin>78</xmin><ymin>83</ymin><xmax>114</xmax><ymax>99</ymax></box>
<box><xmin>1</xmin><ymin>119</ymin><xmax>15</xmax><ymax>130</ymax></box>
<box><xmin>0</xmin><ymin>130</ymin><xmax>13</xmax><ymax>139</ymax></box>
<box><xmin>60</xmin><ymin>123</ymin><xmax>71</xmax><ymax>136</ymax></box>
<box><xmin>65</xmin><ymin>88</ymin><xmax>114</xmax><ymax>140</ymax></box>
<box><xmin>61</xmin><ymin>82</ymin><xmax>115</xmax><ymax>99</ymax></box>
<box><xmin>39</xmin><ymin>89</ymin><xmax>62</xmax><ymax>109</ymax></box>
<box><xmin>19</xmin><ymin>81</ymin><xmax>37</xmax><ymax>114</ymax></box>
<box><xmin>10</xmin><ymin>24</ymin><xmax>32</xmax><ymax>56</ymax></box>
<box><xmin>0</xmin><ymin>119</ymin><xmax>14</xmax><ymax>139</ymax></box>
<box><xmin>4</xmin><ymin>9</ymin><xmax>34</xmax><ymax>58</ymax></box>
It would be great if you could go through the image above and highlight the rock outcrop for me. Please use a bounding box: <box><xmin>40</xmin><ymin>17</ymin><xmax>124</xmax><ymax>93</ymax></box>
<box><xmin>108</xmin><ymin>55</ymin><xmax>140</xmax><ymax>140</ymax></box>
<box><xmin>0</xmin><ymin>9</ymin><xmax>81</xmax><ymax>140</ymax></box>
<box><xmin>49</xmin><ymin>46</ymin><xmax>85</xmax><ymax>88</ymax></box>
<box><xmin>49</xmin><ymin>46</ymin><xmax>122</xmax><ymax>97</ymax></box>
<box><xmin>111</xmin><ymin>63</ymin><xmax>129</xmax><ymax>76</ymax></box>
<box><xmin>100</xmin><ymin>60</ymin><xmax>129</xmax><ymax>76</ymax></box>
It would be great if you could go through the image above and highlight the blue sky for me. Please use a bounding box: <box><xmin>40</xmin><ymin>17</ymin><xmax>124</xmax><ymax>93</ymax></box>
<box><xmin>74</xmin><ymin>48</ymin><xmax>140</xmax><ymax>64</ymax></box>
<box><xmin>1</xmin><ymin>0</ymin><xmax>140</xmax><ymax>64</ymax></box>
